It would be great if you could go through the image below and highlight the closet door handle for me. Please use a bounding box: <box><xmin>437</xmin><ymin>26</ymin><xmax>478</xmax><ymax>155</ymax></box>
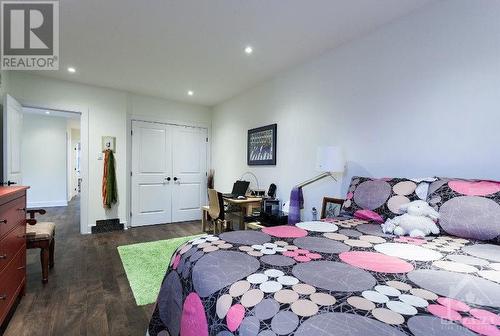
<box><xmin>173</xmin><ymin>177</ymin><xmax>178</xmax><ymax>181</ymax></box>
<box><xmin>166</xmin><ymin>177</ymin><xmax>171</xmax><ymax>181</ymax></box>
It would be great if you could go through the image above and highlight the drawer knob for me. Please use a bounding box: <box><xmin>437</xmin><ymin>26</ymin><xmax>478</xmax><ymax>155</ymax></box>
<box><xmin>0</xmin><ymin>219</ymin><xmax>6</xmax><ymax>224</ymax></box>
<box><xmin>0</xmin><ymin>294</ymin><xmax>6</xmax><ymax>300</ymax></box>
<box><xmin>0</xmin><ymin>254</ymin><xmax>6</xmax><ymax>259</ymax></box>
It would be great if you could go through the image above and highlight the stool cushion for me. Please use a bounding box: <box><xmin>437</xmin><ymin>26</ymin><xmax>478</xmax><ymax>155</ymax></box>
<box><xmin>26</xmin><ymin>222</ymin><xmax>55</xmax><ymax>241</ymax></box>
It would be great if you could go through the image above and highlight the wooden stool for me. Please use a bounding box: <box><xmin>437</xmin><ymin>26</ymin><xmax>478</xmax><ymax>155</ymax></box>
<box><xmin>26</xmin><ymin>209</ymin><xmax>55</xmax><ymax>284</ymax></box>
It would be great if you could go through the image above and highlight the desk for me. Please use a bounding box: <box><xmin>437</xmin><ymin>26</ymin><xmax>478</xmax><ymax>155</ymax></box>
<box><xmin>223</xmin><ymin>197</ymin><xmax>262</xmax><ymax>230</ymax></box>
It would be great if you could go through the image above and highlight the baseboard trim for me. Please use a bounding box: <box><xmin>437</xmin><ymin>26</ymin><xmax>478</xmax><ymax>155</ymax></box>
<box><xmin>27</xmin><ymin>200</ymin><xmax>68</xmax><ymax>208</ymax></box>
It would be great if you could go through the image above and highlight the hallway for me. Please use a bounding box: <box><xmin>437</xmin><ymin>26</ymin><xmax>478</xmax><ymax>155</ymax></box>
<box><xmin>2</xmin><ymin>197</ymin><xmax>201</xmax><ymax>336</ymax></box>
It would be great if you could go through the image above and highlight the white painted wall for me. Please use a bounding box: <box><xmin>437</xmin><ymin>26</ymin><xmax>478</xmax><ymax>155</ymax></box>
<box><xmin>22</xmin><ymin>114</ymin><xmax>68</xmax><ymax>207</ymax></box>
<box><xmin>212</xmin><ymin>0</ymin><xmax>500</xmax><ymax>221</ymax></box>
<box><xmin>8</xmin><ymin>72</ymin><xmax>211</xmax><ymax>232</ymax></box>
<box><xmin>129</xmin><ymin>93</ymin><xmax>212</xmax><ymax>124</ymax></box>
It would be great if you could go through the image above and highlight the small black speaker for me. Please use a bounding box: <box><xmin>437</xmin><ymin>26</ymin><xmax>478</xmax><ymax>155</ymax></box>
<box><xmin>268</xmin><ymin>183</ymin><xmax>277</xmax><ymax>198</ymax></box>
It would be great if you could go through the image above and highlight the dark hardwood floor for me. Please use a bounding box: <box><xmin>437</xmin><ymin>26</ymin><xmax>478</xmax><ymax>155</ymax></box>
<box><xmin>2</xmin><ymin>197</ymin><xmax>202</xmax><ymax>336</ymax></box>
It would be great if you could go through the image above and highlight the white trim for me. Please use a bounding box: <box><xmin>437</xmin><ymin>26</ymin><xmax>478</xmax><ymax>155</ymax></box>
<box><xmin>20</xmin><ymin>102</ymin><xmax>89</xmax><ymax>235</ymax></box>
<box><xmin>28</xmin><ymin>200</ymin><xmax>68</xmax><ymax>208</ymax></box>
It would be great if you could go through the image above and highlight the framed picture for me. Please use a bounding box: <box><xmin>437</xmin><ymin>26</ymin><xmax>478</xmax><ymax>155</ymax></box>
<box><xmin>247</xmin><ymin>124</ymin><xmax>277</xmax><ymax>166</ymax></box>
<box><xmin>321</xmin><ymin>197</ymin><xmax>344</xmax><ymax>219</ymax></box>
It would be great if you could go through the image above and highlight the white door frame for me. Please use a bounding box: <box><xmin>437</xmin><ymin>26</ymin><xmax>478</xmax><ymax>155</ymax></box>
<box><xmin>22</xmin><ymin>104</ymin><xmax>89</xmax><ymax>235</ymax></box>
<box><xmin>128</xmin><ymin>115</ymin><xmax>211</xmax><ymax>227</ymax></box>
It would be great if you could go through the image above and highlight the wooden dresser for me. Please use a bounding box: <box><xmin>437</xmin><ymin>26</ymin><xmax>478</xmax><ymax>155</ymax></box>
<box><xmin>0</xmin><ymin>186</ymin><xmax>28</xmax><ymax>327</ymax></box>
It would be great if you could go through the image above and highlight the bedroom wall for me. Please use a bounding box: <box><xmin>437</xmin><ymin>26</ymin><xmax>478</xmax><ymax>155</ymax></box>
<box><xmin>212</xmin><ymin>0</ymin><xmax>500</xmax><ymax>221</ymax></box>
<box><xmin>22</xmin><ymin>114</ymin><xmax>68</xmax><ymax>207</ymax></box>
<box><xmin>8</xmin><ymin>72</ymin><xmax>211</xmax><ymax>232</ymax></box>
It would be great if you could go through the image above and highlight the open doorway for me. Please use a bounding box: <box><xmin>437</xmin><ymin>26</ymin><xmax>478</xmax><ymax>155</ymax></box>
<box><xmin>21</xmin><ymin>107</ymin><xmax>81</xmax><ymax>228</ymax></box>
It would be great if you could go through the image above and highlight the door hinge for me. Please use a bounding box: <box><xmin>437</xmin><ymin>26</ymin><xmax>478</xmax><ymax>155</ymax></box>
<box><xmin>206</xmin><ymin>137</ymin><xmax>208</xmax><ymax>142</ymax></box>
<box><xmin>130</xmin><ymin>171</ymin><xmax>133</xmax><ymax>176</ymax></box>
<box><xmin>130</xmin><ymin>211</ymin><xmax>132</xmax><ymax>217</ymax></box>
<box><xmin>131</xmin><ymin>129</ymin><xmax>133</xmax><ymax>136</ymax></box>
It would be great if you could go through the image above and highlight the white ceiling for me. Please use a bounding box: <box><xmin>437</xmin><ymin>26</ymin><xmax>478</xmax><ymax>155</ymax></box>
<box><xmin>32</xmin><ymin>0</ymin><xmax>436</xmax><ymax>106</ymax></box>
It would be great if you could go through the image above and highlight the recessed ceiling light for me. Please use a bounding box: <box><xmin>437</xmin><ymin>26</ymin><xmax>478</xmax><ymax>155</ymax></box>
<box><xmin>67</xmin><ymin>67</ymin><xmax>76</xmax><ymax>73</ymax></box>
<box><xmin>45</xmin><ymin>111</ymin><xmax>50</xmax><ymax>114</ymax></box>
<box><xmin>187</xmin><ymin>90</ymin><xmax>194</xmax><ymax>96</ymax></box>
<box><xmin>244</xmin><ymin>46</ymin><xmax>253</xmax><ymax>54</ymax></box>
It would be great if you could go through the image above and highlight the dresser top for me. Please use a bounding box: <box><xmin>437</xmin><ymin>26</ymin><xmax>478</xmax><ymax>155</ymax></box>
<box><xmin>0</xmin><ymin>186</ymin><xmax>29</xmax><ymax>199</ymax></box>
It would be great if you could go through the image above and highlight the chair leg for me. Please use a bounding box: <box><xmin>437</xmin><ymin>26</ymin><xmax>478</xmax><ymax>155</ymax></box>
<box><xmin>201</xmin><ymin>209</ymin><xmax>207</xmax><ymax>232</ymax></box>
<box><xmin>40</xmin><ymin>247</ymin><xmax>50</xmax><ymax>284</ymax></box>
<box><xmin>212</xmin><ymin>220</ymin><xmax>217</xmax><ymax>235</ymax></box>
<box><xmin>49</xmin><ymin>239</ymin><xmax>55</xmax><ymax>269</ymax></box>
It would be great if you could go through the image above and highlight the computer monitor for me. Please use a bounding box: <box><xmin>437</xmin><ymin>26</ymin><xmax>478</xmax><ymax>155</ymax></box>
<box><xmin>232</xmin><ymin>180</ymin><xmax>250</xmax><ymax>196</ymax></box>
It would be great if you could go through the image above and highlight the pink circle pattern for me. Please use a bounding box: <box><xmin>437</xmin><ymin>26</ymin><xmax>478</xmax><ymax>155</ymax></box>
<box><xmin>262</xmin><ymin>225</ymin><xmax>308</xmax><ymax>238</ymax></box>
<box><xmin>226</xmin><ymin>304</ymin><xmax>245</xmax><ymax>332</ymax></box>
<box><xmin>461</xmin><ymin>317</ymin><xmax>500</xmax><ymax>336</ymax></box>
<box><xmin>437</xmin><ymin>297</ymin><xmax>470</xmax><ymax>312</ymax></box>
<box><xmin>339</xmin><ymin>251</ymin><xmax>414</xmax><ymax>273</ymax></box>
<box><xmin>180</xmin><ymin>293</ymin><xmax>209</xmax><ymax>336</ymax></box>
<box><xmin>282</xmin><ymin>249</ymin><xmax>322</xmax><ymax>263</ymax></box>
<box><xmin>427</xmin><ymin>304</ymin><xmax>462</xmax><ymax>321</ymax></box>
<box><xmin>427</xmin><ymin>297</ymin><xmax>500</xmax><ymax>335</ymax></box>
<box><xmin>172</xmin><ymin>254</ymin><xmax>181</xmax><ymax>269</ymax></box>
<box><xmin>448</xmin><ymin>180</ymin><xmax>500</xmax><ymax>196</ymax></box>
<box><xmin>394</xmin><ymin>237</ymin><xmax>426</xmax><ymax>245</ymax></box>
<box><xmin>470</xmin><ymin>309</ymin><xmax>500</xmax><ymax>326</ymax></box>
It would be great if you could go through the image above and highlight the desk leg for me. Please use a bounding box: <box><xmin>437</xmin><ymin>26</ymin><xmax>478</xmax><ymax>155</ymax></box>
<box><xmin>237</xmin><ymin>205</ymin><xmax>244</xmax><ymax>230</ymax></box>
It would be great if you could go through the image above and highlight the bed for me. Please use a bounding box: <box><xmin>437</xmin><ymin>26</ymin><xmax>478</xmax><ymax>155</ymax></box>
<box><xmin>147</xmin><ymin>177</ymin><xmax>500</xmax><ymax>336</ymax></box>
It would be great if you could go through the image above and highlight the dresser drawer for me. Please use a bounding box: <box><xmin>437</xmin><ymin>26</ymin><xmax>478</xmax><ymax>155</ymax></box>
<box><xmin>0</xmin><ymin>248</ymin><xmax>26</xmax><ymax>323</ymax></box>
<box><xmin>0</xmin><ymin>224</ymin><xmax>26</xmax><ymax>274</ymax></box>
<box><xmin>0</xmin><ymin>196</ymin><xmax>26</xmax><ymax>240</ymax></box>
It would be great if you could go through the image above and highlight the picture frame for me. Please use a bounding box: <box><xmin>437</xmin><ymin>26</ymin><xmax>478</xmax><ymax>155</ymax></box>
<box><xmin>247</xmin><ymin>123</ymin><xmax>277</xmax><ymax>166</ymax></box>
<box><xmin>321</xmin><ymin>197</ymin><xmax>344</xmax><ymax>219</ymax></box>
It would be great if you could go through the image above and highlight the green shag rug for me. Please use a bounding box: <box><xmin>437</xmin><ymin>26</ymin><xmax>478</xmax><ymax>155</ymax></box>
<box><xmin>118</xmin><ymin>235</ymin><xmax>201</xmax><ymax>306</ymax></box>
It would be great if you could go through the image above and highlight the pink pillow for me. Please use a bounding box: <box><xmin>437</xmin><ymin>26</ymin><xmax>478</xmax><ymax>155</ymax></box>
<box><xmin>354</xmin><ymin>209</ymin><xmax>384</xmax><ymax>223</ymax></box>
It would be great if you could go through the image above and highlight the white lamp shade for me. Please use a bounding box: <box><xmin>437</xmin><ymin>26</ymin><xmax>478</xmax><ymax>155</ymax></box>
<box><xmin>316</xmin><ymin>146</ymin><xmax>345</xmax><ymax>173</ymax></box>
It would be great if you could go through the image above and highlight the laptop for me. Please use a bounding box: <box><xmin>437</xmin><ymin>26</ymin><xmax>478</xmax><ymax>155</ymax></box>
<box><xmin>223</xmin><ymin>180</ymin><xmax>250</xmax><ymax>199</ymax></box>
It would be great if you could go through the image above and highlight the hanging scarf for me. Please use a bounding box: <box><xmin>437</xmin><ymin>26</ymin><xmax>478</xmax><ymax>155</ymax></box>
<box><xmin>102</xmin><ymin>149</ymin><xmax>118</xmax><ymax>208</ymax></box>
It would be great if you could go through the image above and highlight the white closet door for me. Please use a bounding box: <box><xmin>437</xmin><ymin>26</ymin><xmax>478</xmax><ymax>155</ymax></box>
<box><xmin>131</xmin><ymin>121</ymin><xmax>172</xmax><ymax>226</ymax></box>
<box><xmin>171</xmin><ymin>126</ymin><xmax>207</xmax><ymax>222</ymax></box>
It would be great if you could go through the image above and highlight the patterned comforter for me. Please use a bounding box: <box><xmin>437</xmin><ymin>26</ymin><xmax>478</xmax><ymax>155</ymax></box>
<box><xmin>147</xmin><ymin>219</ymin><xmax>500</xmax><ymax>336</ymax></box>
